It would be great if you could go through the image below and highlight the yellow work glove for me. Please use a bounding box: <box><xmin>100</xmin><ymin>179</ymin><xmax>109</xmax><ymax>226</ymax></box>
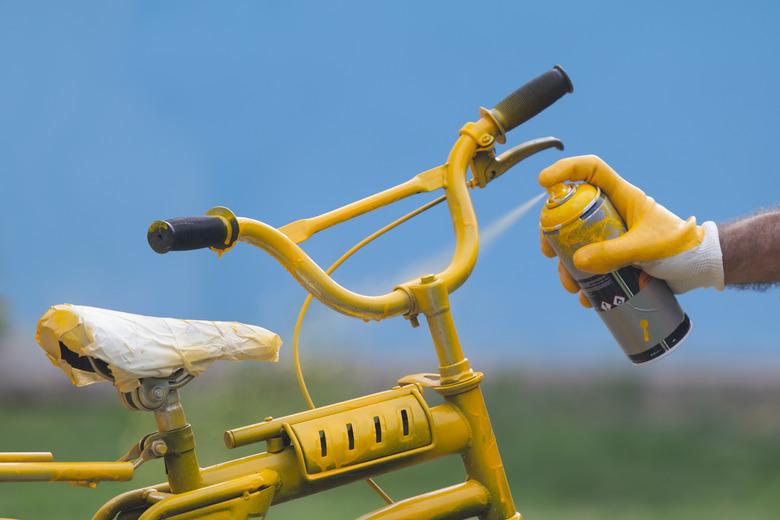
<box><xmin>538</xmin><ymin>155</ymin><xmax>724</xmax><ymax>306</ymax></box>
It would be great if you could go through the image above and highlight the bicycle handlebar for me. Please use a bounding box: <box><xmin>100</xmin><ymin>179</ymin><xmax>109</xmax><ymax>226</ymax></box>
<box><xmin>147</xmin><ymin>67</ymin><xmax>573</xmax><ymax>320</ymax></box>
<box><xmin>147</xmin><ymin>217</ymin><xmax>227</xmax><ymax>253</ymax></box>
<box><xmin>490</xmin><ymin>65</ymin><xmax>573</xmax><ymax>135</ymax></box>
<box><xmin>148</xmin><ymin>208</ymin><xmax>239</xmax><ymax>254</ymax></box>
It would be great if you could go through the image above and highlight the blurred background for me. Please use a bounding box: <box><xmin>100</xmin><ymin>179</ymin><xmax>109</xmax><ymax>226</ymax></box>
<box><xmin>2</xmin><ymin>1</ymin><xmax>780</xmax><ymax>518</ymax></box>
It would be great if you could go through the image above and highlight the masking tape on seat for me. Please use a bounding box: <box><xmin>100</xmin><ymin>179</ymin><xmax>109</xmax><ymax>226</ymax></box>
<box><xmin>36</xmin><ymin>304</ymin><xmax>281</xmax><ymax>392</ymax></box>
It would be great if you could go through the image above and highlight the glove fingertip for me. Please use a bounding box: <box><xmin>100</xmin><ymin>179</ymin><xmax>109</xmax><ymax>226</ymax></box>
<box><xmin>558</xmin><ymin>262</ymin><xmax>580</xmax><ymax>293</ymax></box>
<box><xmin>573</xmin><ymin>242</ymin><xmax>627</xmax><ymax>274</ymax></box>
<box><xmin>538</xmin><ymin>156</ymin><xmax>577</xmax><ymax>188</ymax></box>
<box><xmin>539</xmin><ymin>229</ymin><xmax>557</xmax><ymax>258</ymax></box>
<box><xmin>572</xmin><ymin>247</ymin><xmax>605</xmax><ymax>274</ymax></box>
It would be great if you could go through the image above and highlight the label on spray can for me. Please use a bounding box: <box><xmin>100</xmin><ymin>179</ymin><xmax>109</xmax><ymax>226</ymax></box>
<box><xmin>540</xmin><ymin>183</ymin><xmax>691</xmax><ymax>364</ymax></box>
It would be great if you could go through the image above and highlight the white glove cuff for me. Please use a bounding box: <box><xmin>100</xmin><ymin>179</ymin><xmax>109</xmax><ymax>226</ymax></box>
<box><xmin>639</xmin><ymin>221</ymin><xmax>724</xmax><ymax>294</ymax></box>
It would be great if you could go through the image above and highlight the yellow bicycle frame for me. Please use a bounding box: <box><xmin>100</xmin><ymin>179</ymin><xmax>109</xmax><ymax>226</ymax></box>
<box><xmin>185</xmin><ymin>115</ymin><xmax>515</xmax><ymax>519</ymax></box>
<box><xmin>2</xmin><ymin>62</ymin><xmax>574</xmax><ymax>517</ymax></box>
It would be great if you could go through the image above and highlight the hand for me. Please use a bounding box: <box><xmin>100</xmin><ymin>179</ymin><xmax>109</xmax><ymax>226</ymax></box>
<box><xmin>538</xmin><ymin>155</ymin><xmax>724</xmax><ymax>305</ymax></box>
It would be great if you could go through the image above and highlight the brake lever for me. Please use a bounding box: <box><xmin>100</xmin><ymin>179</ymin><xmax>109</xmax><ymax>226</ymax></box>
<box><xmin>471</xmin><ymin>136</ymin><xmax>564</xmax><ymax>188</ymax></box>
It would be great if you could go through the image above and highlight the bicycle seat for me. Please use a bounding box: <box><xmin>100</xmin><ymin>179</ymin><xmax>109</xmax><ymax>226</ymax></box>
<box><xmin>36</xmin><ymin>304</ymin><xmax>281</xmax><ymax>392</ymax></box>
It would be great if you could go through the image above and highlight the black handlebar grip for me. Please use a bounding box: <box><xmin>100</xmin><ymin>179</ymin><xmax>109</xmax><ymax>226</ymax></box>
<box><xmin>148</xmin><ymin>213</ymin><xmax>237</xmax><ymax>254</ymax></box>
<box><xmin>491</xmin><ymin>65</ymin><xmax>573</xmax><ymax>134</ymax></box>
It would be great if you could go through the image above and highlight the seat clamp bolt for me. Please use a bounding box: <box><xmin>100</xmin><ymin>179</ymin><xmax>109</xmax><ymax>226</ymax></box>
<box><xmin>150</xmin><ymin>440</ymin><xmax>168</xmax><ymax>457</ymax></box>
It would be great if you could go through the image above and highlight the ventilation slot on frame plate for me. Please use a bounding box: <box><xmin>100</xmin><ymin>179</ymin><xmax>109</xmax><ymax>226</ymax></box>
<box><xmin>319</xmin><ymin>430</ymin><xmax>327</xmax><ymax>457</ymax></box>
<box><xmin>346</xmin><ymin>423</ymin><xmax>355</xmax><ymax>450</ymax></box>
<box><xmin>373</xmin><ymin>416</ymin><xmax>382</xmax><ymax>443</ymax></box>
<box><xmin>401</xmin><ymin>409</ymin><xmax>410</xmax><ymax>436</ymax></box>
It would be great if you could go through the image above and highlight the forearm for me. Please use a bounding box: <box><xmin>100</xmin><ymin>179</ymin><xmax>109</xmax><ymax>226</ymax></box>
<box><xmin>718</xmin><ymin>210</ymin><xmax>780</xmax><ymax>286</ymax></box>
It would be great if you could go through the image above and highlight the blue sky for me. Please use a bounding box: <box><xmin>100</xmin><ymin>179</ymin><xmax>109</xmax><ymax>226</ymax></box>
<box><xmin>1</xmin><ymin>1</ymin><xmax>779</xmax><ymax>370</ymax></box>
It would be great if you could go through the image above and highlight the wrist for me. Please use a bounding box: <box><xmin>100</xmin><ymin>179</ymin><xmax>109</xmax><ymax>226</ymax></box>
<box><xmin>639</xmin><ymin>221</ymin><xmax>724</xmax><ymax>293</ymax></box>
<box><xmin>692</xmin><ymin>221</ymin><xmax>725</xmax><ymax>290</ymax></box>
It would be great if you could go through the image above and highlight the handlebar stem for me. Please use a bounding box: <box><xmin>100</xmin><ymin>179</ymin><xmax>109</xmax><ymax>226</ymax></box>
<box><xmin>408</xmin><ymin>274</ymin><xmax>473</xmax><ymax>384</ymax></box>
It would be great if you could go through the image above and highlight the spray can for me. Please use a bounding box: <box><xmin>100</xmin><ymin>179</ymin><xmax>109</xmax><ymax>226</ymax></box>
<box><xmin>540</xmin><ymin>182</ymin><xmax>691</xmax><ymax>364</ymax></box>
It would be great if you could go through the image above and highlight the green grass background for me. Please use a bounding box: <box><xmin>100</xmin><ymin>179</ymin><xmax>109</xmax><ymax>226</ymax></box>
<box><xmin>2</xmin><ymin>364</ymin><xmax>780</xmax><ymax>519</ymax></box>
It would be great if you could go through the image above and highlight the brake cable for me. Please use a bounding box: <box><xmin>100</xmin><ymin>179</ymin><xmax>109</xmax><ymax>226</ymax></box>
<box><xmin>292</xmin><ymin>193</ymin><xmax>447</xmax><ymax>504</ymax></box>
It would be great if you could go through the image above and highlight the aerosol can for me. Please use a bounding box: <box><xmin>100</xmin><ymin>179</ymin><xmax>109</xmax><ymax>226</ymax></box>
<box><xmin>540</xmin><ymin>182</ymin><xmax>691</xmax><ymax>364</ymax></box>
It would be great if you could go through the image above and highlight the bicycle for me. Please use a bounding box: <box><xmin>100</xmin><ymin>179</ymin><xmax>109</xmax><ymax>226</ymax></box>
<box><xmin>0</xmin><ymin>65</ymin><xmax>574</xmax><ymax>519</ymax></box>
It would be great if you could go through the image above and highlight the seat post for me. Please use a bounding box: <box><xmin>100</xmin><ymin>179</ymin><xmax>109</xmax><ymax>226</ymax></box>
<box><xmin>153</xmin><ymin>390</ymin><xmax>203</xmax><ymax>493</ymax></box>
<box><xmin>154</xmin><ymin>389</ymin><xmax>188</xmax><ymax>432</ymax></box>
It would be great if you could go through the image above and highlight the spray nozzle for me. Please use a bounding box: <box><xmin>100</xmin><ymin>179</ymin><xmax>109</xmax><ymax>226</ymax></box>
<box><xmin>548</xmin><ymin>183</ymin><xmax>573</xmax><ymax>200</ymax></box>
<box><xmin>471</xmin><ymin>136</ymin><xmax>564</xmax><ymax>189</ymax></box>
<box><xmin>544</xmin><ymin>182</ymin><xmax>576</xmax><ymax>208</ymax></box>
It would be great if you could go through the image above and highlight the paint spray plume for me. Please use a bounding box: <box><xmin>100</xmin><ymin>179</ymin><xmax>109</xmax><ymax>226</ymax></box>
<box><xmin>480</xmin><ymin>192</ymin><xmax>547</xmax><ymax>251</ymax></box>
<box><xmin>306</xmin><ymin>192</ymin><xmax>548</xmax><ymax>338</ymax></box>
<box><xmin>395</xmin><ymin>191</ymin><xmax>546</xmax><ymax>283</ymax></box>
